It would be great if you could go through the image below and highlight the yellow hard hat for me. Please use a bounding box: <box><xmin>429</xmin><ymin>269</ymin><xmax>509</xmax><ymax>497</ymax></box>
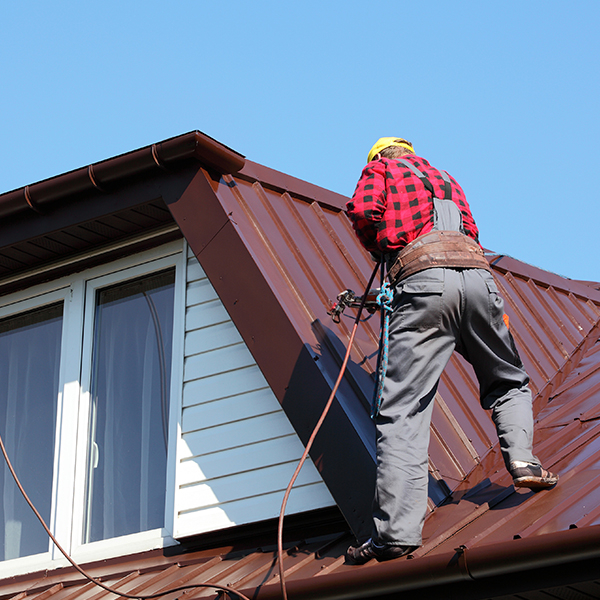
<box><xmin>367</xmin><ymin>137</ymin><xmax>415</xmax><ymax>163</ymax></box>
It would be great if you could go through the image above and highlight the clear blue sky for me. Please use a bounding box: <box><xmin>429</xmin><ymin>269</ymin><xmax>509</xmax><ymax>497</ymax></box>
<box><xmin>2</xmin><ymin>2</ymin><xmax>598</xmax><ymax>282</ymax></box>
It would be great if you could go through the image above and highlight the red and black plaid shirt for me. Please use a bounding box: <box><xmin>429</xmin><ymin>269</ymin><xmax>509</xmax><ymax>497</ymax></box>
<box><xmin>346</xmin><ymin>155</ymin><xmax>479</xmax><ymax>254</ymax></box>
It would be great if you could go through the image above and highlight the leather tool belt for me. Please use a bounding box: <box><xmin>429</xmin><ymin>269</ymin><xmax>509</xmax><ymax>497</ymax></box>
<box><xmin>388</xmin><ymin>230</ymin><xmax>491</xmax><ymax>284</ymax></box>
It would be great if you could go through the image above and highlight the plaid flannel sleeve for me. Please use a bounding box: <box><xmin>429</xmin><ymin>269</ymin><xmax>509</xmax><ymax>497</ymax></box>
<box><xmin>345</xmin><ymin>161</ymin><xmax>387</xmax><ymax>253</ymax></box>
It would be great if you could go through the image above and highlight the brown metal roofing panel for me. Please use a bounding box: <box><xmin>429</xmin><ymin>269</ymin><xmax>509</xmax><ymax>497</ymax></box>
<box><xmin>194</xmin><ymin>164</ymin><xmax>600</xmax><ymax>533</ymax></box>
<box><xmin>217</xmin><ymin>176</ymin><xmax>371</xmax><ymax>336</ymax></box>
<box><xmin>538</xmin><ymin>378</ymin><xmax>600</xmax><ymax>428</ymax></box>
<box><xmin>501</xmin><ymin>275</ymin><xmax>571</xmax><ymax>363</ymax></box>
<box><xmin>409</xmin><ymin>327</ymin><xmax>600</xmax><ymax>559</ymax></box>
<box><xmin>535</xmin><ymin>322</ymin><xmax>600</xmax><ymax>424</ymax></box>
<box><xmin>547</xmin><ymin>286</ymin><xmax>600</xmax><ymax>334</ymax></box>
<box><xmin>493</xmin><ymin>257</ymin><xmax>600</xmax><ymax>341</ymax></box>
<box><xmin>15</xmin><ymin>526</ymin><xmax>600</xmax><ymax>600</ymax></box>
<box><xmin>495</xmin><ymin>278</ymin><xmax>561</xmax><ymax>383</ymax></box>
<box><xmin>219</xmin><ymin>173</ymin><xmax>372</xmax><ymax>302</ymax></box>
<box><xmin>524</xmin><ymin>279</ymin><xmax>580</xmax><ymax>347</ymax></box>
<box><xmin>207</xmin><ymin>172</ymin><xmax>382</xmax><ymax>403</ymax></box>
<box><xmin>491</xmin><ymin>254</ymin><xmax>600</xmax><ymax>303</ymax></box>
<box><xmin>437</xmin><ymin>357</ymin><xmax>497</xmax><ymax>458</ymax></box>
<box><xmin>430</xmin><ymin>395</ymin><xmax>480</xmax><ymax>481</ymax></box>
<box><xmin>537</xmin><ymin>420</ymin><xmax>600</xmax><ymax>475</ymax></box>
<box><xmin>430</xmin><ymin>449</ymin><xmax>600</xmax><ymax>552</ymax></box>
<box><xmin>237</xmin><ymin>161</ymin><xmax>347</xmax><ymax>212</ymax></box>
<box><xmin>212</xmin><ymin>171</ymin><xmax>484</xmax><ymax>506</ymax></box>
<box><xmin>534</xmin><ymin>327</ymin><xmax>600</xmax><ymax>414</ymax></box>
<box><xmin>249</xmin><ymin>525</ymin><xmax>600</xmax><ymax>600</ymax></box>
<box><xmin>510</xmin><ymin>281</ymin><xmax>575</xmax><ymax>361</ymax></box>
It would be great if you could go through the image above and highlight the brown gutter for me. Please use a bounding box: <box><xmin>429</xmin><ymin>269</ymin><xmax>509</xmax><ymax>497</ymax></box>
<box><xmin>248</xmin><ymin>525</ymin><xmax>600</xmax><ymax>600</ymax></box>
<box><xmin>0</xmin><ymin>131</ymin><xmax>245</xmax><ymax>219</ymax></box>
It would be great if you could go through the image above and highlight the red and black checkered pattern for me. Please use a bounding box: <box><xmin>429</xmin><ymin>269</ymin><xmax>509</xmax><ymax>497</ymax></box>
<box><xmin>346</xmin><ymin>155</ymin><xmax>479</xmax><ymax>254</ymax></box>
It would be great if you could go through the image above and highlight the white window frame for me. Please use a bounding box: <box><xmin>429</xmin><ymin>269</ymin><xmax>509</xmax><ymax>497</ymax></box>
<box><xmin>0</xmin><ymin>240</ymin><xmax>186</xmax><ymax>576</ymax></box>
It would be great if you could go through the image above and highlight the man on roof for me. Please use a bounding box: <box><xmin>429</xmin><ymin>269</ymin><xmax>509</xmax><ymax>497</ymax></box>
<box><xmin>345</xmin><ymin>137</ymin><xmax>558</xmax><ymax>564</ymax></box>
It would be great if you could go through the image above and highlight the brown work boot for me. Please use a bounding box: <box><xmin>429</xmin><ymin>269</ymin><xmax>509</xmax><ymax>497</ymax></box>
<box><xmin>345</xmin><ymin>538</ymin><xmax>418</xmax><ymax>565</ymax></box>
<box><xmin>510</xmin><ymin>461</ymin><xmax>558</xmax><ymax>490</ymax></box>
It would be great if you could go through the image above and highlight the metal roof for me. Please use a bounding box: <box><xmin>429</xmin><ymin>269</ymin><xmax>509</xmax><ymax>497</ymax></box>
<box><xmin>1</xmin><ymin>132</ymin><xmax>600</xmax><ymax>599</ymax></box>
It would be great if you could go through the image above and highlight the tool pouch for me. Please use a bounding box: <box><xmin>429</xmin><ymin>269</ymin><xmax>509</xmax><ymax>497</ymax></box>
<box><xmin>388</xmin><ymin>230</ymin><xmax>491</xmax><ymax>284</ymax></box>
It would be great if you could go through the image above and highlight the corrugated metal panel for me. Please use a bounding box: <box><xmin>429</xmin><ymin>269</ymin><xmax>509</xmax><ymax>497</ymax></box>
<box><xmin>193</xmin><ymin>163</ymin><xmax>600</xmax><ymax>525</ymax></box>
<box><xmin>198</xmin><ymin>160</ymin><xmax>600</xmax><ymax>577</ymax></box>
<box><xmin>174</xmin><ymin>251</ymin><xmax>334</xmax><ymax>538</ymax></box>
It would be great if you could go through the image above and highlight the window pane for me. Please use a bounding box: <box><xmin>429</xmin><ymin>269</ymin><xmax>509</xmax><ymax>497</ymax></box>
<box><xmin>0</xmin><ymin>303</ymin><xmax>63</xmax><ymax>560</ymax></box>
<box><xmin>84</xmin><ymin>269</ymin><xmax>175</xmax><ymax>543</ymax></box>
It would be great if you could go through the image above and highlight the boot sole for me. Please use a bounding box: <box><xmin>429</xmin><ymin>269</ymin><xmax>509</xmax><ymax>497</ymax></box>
<box><xmin>513</xmin><ymin>475</ymin><xmax>558</xmax><ymax>490</ymax></box>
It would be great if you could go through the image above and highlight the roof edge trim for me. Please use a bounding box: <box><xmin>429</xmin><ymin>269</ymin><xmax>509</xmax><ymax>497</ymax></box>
<box><xmin>0</xmin><ymin>131</ymin><xmax>245</xmax><ymax>220</ymax></box>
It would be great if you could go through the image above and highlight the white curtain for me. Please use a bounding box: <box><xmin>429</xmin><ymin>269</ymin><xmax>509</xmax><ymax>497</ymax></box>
<box><xmin>85</xmin><ymin>270</ymin><xmax>174</xmax><ymax>543</ymax></box>
<box><xmin>0</xmin><ymin>305</ymin><xmax>62</xmax><ymax>561</ymax></box>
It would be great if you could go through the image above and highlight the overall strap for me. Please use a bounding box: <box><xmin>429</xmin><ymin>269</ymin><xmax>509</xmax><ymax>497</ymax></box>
<box><xmin>396</xmin><ymin>159</ymin><xmax>463</xmax><ymax>233</ymax></box>
<box><xmin>397</xmin><ymin>158</ymin><xmax>452</xmax><ymax>199</ymax></box>
<box><xmin>439</xmin><ymin>170</ymin><xmax>452</xmax><ymax>200</ymax></box>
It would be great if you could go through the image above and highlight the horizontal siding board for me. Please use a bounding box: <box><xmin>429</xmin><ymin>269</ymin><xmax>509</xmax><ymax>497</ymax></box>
<box><xmin>177</xmin><ymin>460</ymin><xmax>324</xmax><ymax>511</ymax></box>
<box><xmin>186</xmin><ymin>257</ymin><xmax>206</xmax><ymax>281</ymax></box>
<box><xmin>176</xmin><ymin>505</ymin><xmax>235</xmax><ymax>534</ymax></box>
<box><xmin>184</xmin><ymin>321</ymin><xmax>244</xmax><ymax>357</ymax></box>
<box><xmin>182</xmin><ymin>388</ymin><xmax>281</xmax><ymax>433</ymax></box>
<box><xmin>182</xmin><ymin>365</ymin><xmax>268</xmax><ymax>408</ymax></box>
<box><xmin>184</xmin><ymin>343</ymin><xmax>256</xmax><ymax>382</ymax></box>
<box><xmin>175</xmin><ymin>482</ymin><xmax>334</xmax><ymax>536</ymax></box>
<box><xmin>178</xmin><ymin>435</ymin><xmax>305</xmax><ymax>486</ymax></box>
<box><xmin>179</xmin><ymin>412</ymin><xmax>295</xmax><ymax>459</ymax></box>
<box><xmin>185</xmin><ymin>299</ymin><xmax>231</xmax><ymax>331</ymax></box>
<box><xmin>186</xmin><ymin>277</ymin><xmax>219</xmax><ymax>306</ymax></box>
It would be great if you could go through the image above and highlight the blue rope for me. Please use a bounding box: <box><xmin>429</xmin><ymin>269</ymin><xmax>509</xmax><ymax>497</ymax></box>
<box><xmin>371</xmin><ymin>282</ymin><xmax>394</xmax><ymax>419</ymax></box>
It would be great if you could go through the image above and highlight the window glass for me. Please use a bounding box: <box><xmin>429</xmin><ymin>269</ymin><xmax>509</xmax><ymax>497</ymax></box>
<box><xmin>84</xmin><ymin>269</ymin><xmax>175</xmax><ymax>543</ymax></box>
<box><xmin>0</xmin><ymin>303</ymin><xmax>63</xmax><ymax>560</ymax></box>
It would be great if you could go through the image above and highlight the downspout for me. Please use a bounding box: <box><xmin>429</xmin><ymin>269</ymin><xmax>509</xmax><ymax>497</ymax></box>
<box><xmin>248</xmin><ymin>524</ymin><xmax>600</xmax><ymax>600</ymax></box>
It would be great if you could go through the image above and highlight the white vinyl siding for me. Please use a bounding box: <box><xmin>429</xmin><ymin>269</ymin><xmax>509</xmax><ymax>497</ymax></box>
<box><xmin>174</xmin><ymin>249</ymin><xmax>334</xmax><ymax>538</ymax></box>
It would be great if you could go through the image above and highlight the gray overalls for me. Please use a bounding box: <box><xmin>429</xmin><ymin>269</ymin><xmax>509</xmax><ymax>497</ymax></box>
<box><xmin>373</xmin><ymin>161</ymin><xmax>539</xmax><ymax>547</ymax></box>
